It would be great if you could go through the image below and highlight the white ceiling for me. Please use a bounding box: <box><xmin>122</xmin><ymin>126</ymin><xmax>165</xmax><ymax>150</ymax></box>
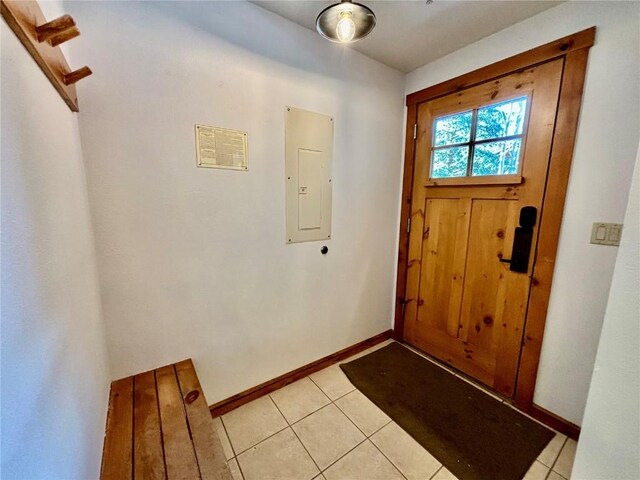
<box><xmin>252</xmin><ymin>1</ymin><xmax>562</xmax><ymax>72</ymax></box>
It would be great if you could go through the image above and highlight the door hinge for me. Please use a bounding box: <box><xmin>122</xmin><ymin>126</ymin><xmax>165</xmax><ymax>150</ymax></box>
<box><xmin>407</xmin><ymin>217</ymin><xmax>411</xmax><ymax>234</ymax></box>
<box><xmin>413</xmin><ymin>123</ymin><xmax>417</xmax><ymax>140</ymax></box>
<box><xmin>401</xmin><ymin>300</ymin><xmax>406</xmax><ymax>317</ymax></box>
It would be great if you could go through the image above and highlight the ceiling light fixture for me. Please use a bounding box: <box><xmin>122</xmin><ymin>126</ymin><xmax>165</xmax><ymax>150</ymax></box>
<box><xmin>316</xmin><ymin>0</ymin><xmax>376</xmax><ymax>44</ymax></box>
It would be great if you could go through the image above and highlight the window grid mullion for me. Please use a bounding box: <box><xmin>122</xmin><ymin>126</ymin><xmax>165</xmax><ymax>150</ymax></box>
<box><xmin>474</xmin><ymin>133</ymin><xmax>524</xmax><ymax>145</ymax></box>
<box><xmin>432</xmin><ymin>141</ymin><xmax>472</xmax><ymax>151</ymax></box>
<box><xmin>466</xmin><ymin>109</ymin><xmax>479</xmax><ymax>177</ymax></box>
<box><xmin>431</xmin><ymin>133</ymin><xmax>524</xmax><ymax>152</ymax></box>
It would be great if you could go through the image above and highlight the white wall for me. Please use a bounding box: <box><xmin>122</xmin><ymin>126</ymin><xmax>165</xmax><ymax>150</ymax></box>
<box><xmin>572</xmin><ymin>144</ymin><xmax>640</xmax><ymax>480</ymax></box>
<box><xmin>64</xmin><ymin>1</ymin><xmax>405</xmax><ymax>404</ymax></box>
<box><xmin>0</xmin><ymin>6</ymin><xmax>111</xmax><ymax>478</ymax></box>
<box><xmin>404</xmin><ymin>1</ymin><xmax>640</xmax><ymax>425</ymax></box>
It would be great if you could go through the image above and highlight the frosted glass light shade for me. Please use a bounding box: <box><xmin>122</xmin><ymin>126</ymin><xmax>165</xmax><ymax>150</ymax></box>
<box><xmin>316</xmin><ymin>0</ymin><xmax>376</xmax><ymax>43</ymax></box>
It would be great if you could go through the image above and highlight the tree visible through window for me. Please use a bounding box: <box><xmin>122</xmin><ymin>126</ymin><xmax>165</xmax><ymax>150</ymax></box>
<box><xmin>430</xmin><ymin>97</ymin><xmax>528</xmax><ymax>179</ymax></box>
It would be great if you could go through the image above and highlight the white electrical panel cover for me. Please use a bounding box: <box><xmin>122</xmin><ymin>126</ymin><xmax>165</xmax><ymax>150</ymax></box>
<box><xmin>285</xmin><ymin>107</ymin><xmax>333</xmax><ymax>243</ymax></box>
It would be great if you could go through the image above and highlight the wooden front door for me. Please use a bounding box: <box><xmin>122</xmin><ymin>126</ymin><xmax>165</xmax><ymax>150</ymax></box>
<box><xmin>404</xmin><ymin>59</ymin><xmax>564</xmax><ymax>397</ymax></box>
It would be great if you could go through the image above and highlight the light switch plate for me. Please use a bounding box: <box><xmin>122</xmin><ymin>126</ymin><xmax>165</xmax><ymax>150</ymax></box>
<box><xmin>590</xmin><ymin>222</ymin><xmax>623</xmax><ymax>246</ymax></box>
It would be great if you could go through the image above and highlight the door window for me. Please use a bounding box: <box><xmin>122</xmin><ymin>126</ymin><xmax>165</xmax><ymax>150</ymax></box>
<box><xmin>430</xmin><ymin>96</ymin><xmax>528</xmax><ymax>179</ymax></box>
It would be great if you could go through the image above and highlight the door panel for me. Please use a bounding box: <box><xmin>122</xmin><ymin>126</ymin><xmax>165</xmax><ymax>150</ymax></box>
<box><xmin>419</xmin><ymin>198</ymin><xmax>461</xmax><ymax>335</ymax></box>
<box><xmin>404</xmin><ymin>59</ymin><xmax>564</xmax><ymax>397</ymax></box>
<box><xmin>458</xmin><ymin>199</ymin><xmax>520</xmax><ymax>349</ymax></box>
<box><xmin>298</xmin><ymin>149</ymin><xmax>323</xmax><ymax>230</ymax></box>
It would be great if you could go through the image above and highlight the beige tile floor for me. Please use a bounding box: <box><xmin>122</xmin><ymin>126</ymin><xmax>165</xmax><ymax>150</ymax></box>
<box><xmin>213</xmin><ymin>340</ymin><xmax>578</xmax><ymax>480</ymax></box>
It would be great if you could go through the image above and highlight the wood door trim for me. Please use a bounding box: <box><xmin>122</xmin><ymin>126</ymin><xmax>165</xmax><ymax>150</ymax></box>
<box><xmin>514</xmin><ymin>47</ymin><xmax>591</xmax><ymax>411</ymax></box>
<box><xmin>393</xmin><ymin>104</ymin><xmax>417</xmax><ymax>341</ymax></box>
<box><xmin>406</xmin><ymin>27</ymin><xmax>595</xmax><ymax>107</ymax></box>
<box><xmin>395</xmin><ymin>30</ymin><xmax>595</xmax><ymax>412</ymax></box>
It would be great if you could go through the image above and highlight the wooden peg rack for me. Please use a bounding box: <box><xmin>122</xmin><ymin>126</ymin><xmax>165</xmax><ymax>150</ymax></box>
<box><xmin>1</xmin><ymin>0</ymin><xmax>92</xmax><ymax>112</ymax></box>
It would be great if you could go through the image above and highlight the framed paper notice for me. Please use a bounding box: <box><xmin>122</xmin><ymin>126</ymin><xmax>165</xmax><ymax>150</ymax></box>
<box><xmin>195</xmin><ymin>124</ymin><xmax>248</xmax><ymax>171</ymax></box>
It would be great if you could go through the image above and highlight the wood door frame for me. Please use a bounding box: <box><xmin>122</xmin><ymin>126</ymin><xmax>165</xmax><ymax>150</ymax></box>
<box><xmin>394</xmin><ymin>28</ymin><xmax>595</xmax><ymax>416</ymax></box>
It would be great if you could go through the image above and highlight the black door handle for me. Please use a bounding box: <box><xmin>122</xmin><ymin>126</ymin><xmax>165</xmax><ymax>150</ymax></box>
<box><xmin>499</xmin><ymin>206</ymin><xmax>537</xmax><ymax>274</ymax></box>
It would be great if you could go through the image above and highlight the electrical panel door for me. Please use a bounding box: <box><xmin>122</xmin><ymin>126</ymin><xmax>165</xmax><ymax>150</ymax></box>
<box><xmin>285</xmin><ymin>107</ymin><xmax>333</xmax><ymax>243</ymax></box>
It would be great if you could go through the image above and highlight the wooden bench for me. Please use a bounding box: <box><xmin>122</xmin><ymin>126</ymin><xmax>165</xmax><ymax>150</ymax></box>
<box><xmin>101</xmin><ymin>359</ymin><xmax>232</xmax><ymax>480</ymax></box>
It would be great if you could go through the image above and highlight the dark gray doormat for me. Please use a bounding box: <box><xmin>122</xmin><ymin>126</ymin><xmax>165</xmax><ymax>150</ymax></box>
<box><xmin>340</xmin><ymin>342</ymin><xmax>553</xmax><ymax>480</ymax></box>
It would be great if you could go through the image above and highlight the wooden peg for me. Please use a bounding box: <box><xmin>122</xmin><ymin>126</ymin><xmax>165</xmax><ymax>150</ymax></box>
<box><xmin>63</xmin><ymin>66</ymin><xmax>92</xmax><ymax>85</ymax></box>
<box><xmin>49</xmin><ymin>26</ymin><xmax>80</xmax><ymax>47</ymax></box>
<box><xmin>1</xmin><ymin>0</ymin><xmax>81</xmax><ymax>111</ymax></box>
<box><xmin>35</xmin><ymin>14</ymin><xmax>75</xmax><ymax>43</ymax></box>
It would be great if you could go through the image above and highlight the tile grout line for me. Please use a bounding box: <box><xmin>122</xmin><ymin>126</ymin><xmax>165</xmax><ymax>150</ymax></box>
<box><xmin>544</xmin><ymin>439</ymin><xmax>567</xmax><ymax>480</ymax></box>
<box><xmin>223</xmin><ymin>346</ymin><xmax>466</xmax><ymax>479</ymax></box>
<box><xmin>230</xmin><ymin>457</ymin><xmax>244</xmax><ymax>480</ymax></box>
<box><xmin>284</xmin><ymin>384</ymin><xmax>366</xmax><ymax>474</ymax></box>
<box><xmin>228</xmin><ymin>351</ymin><xmax>429</xmax><ymax>480</ymax></box>
<box><xmin>312</xmin><ymin>369</ymin><xmax>410</xmax><ymax>480</ymax></box>
<box><xmin>363</xmin><ymin>417</ymin><xmax>440</xmax><ymax>480</ymax></box>
<box><xmin>306</xmin><ymin>355</ymin><xmax>430</xmax><ymax>478</ymax></box>
<box><xmin>305</xmin><ymin>371</ymin><xmax>406</xmax><ymax>476</ymax></box>
<box><xmin>329</xmin><ymin>393</ymin><xmax>407</xmax><ymax>479</ymax></box>
<box><xmin>366</xmin><ymin>418</ymin><xmax>393</xmax><ymax>438</ymax></box>
<box><xmin>277</xmin><ymin>375</ymin><xmax>333</xmax><ymax>405</ymax></box>
<box><xmin>308</xmin><ymin>373</ymin><xmax>355</xmax><ymax>403</ymax></box>
<box><xmin>218</xmin><ymin>416</ymin><xmax>237</xmax><ymax>458</ymax></box>
<box><xmin>328</xmin><ymin>356</ymin><xmax>440</xmax><ymax>479</ymax></box>
<box><xmin>216</xmin><ymin>363</ymin><xmax>355</xmax><ymax>464</ymax></box>
<box><xmin>228</xmin><ymin>421</ymin><xmax>290</xmax><ymax>459</ymax></box>
<box><xmin>219</xmin><ymin>416</ymin><xmax>245</xmax><ymax>479</ymax></box>
<box><xmin>537</xmin><ymin>433</ymin><xmax>567</xmax><ymax>470</ymax></box>
<box><xmin>229</xmin><ymin>378</ymin><xmax>343</xmax><ymax>462</ymax></box>
<box><xmin>220</xmin><ymin>373</ymin><xmax>339</xmax><ymax>478</ymax></box>
<box><xmin>429</xmin><ymin>465</ymin><xmax>444</xmax><ymax>480</ymax></box>
<box><xmin>317</xmin><ymin>370</ymin><xmax>389</xmax><ymax>440</ymax></box>
<box><xmin>367</xmin><ymin>435</ymin><xmax>410</xmax><ymax>480</ymax></box>
<box><xmin>298</xmin><ymin>369</ymin><xmax>390</xmax><ymax>474</ymax></box>
<box><xmin>320</xmin><ymin>437</ymin><xmax>369</xmax><ymax>474</ymax></box>
<box><xmin>225</xmin><ymin>347</ymin><xmax>480</xmax><ymax>480</ymax></box>
<box><xmin>222</xmin><ymin>346</ymin><xmax>373</xmax><ymax>460</ymax></box>
<box><xmin>549</xmin><ymin>436</ymin><xmax>568</xmax><ymax>471</ymax></box>
<box><xmin>546</xmin><ymin>436</ymin><xmax>569</xmax><ymax>480</ymax></box>
<box><xmin>219</xmin><ymin>344</ymin><xmax>560</xmax><ymax>480</ymax></box>
<box><xmin>268</xmin><ymin>394</ymin><xmax>324</xmax><ymax>477</ymax></box>
<box><xmin>306</xmin><ymin>376</ymin><xmax>334</xmax><ymax>404</ymax></box>
<box><xmin>271</xmin><ymin>388</ymin><xmax>332</xmax><ymax>427</ymax></box>
<box><xmin>331</xmin><ymin>393</ymin><xmax>379</xmax><ymax>439</ymax></box>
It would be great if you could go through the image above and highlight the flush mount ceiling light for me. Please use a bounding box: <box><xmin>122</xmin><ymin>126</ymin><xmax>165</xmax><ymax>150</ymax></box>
<box><xmin>316</xmin><ymin>0</ymin><xmax>376</xmax><ymax>44</ymax></box>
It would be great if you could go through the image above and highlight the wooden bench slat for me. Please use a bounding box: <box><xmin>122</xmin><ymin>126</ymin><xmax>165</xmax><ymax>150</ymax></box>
<box><xmin>156</xmin><ymin>364</ymin><xmax>201</xmax><ymax>480</ymax></box>
<box><xmin>175</xmin><ymin>359</ymin><xmax>231</xmax><ymax>480</ymax></box>
<box><xmin>101</xmin><ymin>377</ymin><xmax>133</xmax><ymax>480</ymax></box>
<box><xmin>103</xmin><ymin>360</ymin><xmax>231</xmax><ymax>480</ymax></box>
<box><xmin>133</xmin><ymin>370</ymin><xmax>166</xmax><ymax>480</ymax></box>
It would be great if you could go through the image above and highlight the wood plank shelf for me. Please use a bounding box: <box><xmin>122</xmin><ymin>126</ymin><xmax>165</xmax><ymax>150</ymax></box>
<box><xmin>101</xmin><ymin>359</ymin><xmax>232</xmax><ymax>480</ymax></box>
<box><xmin>1</xmin><ymin>0</ymin><xmax>92</xmax><ymax>112</ymax></box>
